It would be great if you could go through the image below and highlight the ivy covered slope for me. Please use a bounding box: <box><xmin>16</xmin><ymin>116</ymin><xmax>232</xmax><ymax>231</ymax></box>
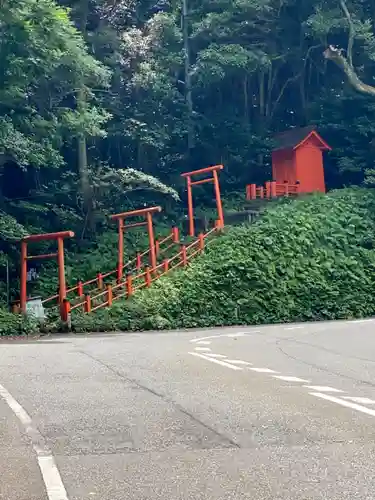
<box><xmin>75</xmin><ymin>188</ymin><xmax>375</xmax><ymax>332</ymax></box>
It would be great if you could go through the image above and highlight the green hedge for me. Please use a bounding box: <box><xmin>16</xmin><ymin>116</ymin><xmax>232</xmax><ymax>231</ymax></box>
<box><xmin>0</xmin><ymin>308</ymin><xmax>39</xmax><ymax>336</ymax></box>
<box><xmin>72</xmin><ymin>188</ymin><xmax>375</xmax><ymax>331</ymax></box>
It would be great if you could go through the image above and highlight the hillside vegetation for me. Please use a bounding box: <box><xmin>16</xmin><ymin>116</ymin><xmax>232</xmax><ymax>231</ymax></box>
<box><xmin>73</xmin><ymin>188</ymin><xmax>375</xmax><ymax>332</ymax></box>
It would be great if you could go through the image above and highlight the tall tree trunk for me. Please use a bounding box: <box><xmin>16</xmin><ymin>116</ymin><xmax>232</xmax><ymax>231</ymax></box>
<box><xmin>182</xmin><ymin>0</ymin><xmax>194</xmax><ymax>153</ymax></box>
<box><xmin>257</xmin><ymin>72</ymin><xmax>266</xmax><ymax>174</ymax></box>
<box><xmin>243</xmin><ymin>75</ymin><xmax>249</xmax><ymax>123</ymax></box>
<box><xmin>77</xmin><ymin>89</ymin><xmax>93</xmax><ymax>230</ymax></box>
<box><xmin>75</xmin><ymin>0</ymin><xmax>94</xmax><ymax>232</ymax></box>
<box><xmin>259</xmin><ymin>71</ymin><xmax>265</xmax><ymax>122</ymax></box>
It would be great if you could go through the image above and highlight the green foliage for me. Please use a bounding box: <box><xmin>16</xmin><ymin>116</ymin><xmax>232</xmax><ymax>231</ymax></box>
<box><xmin>0</xmin><ymin>308</ymin><xmax>39</xmax><ymax>336</ymax></box>
<box><xmin>0</xmin><ymin>0</ymin><xmax>109</xmax><ymax>168</ymax></box>
<box><xmin>76</xmin><ymin>189</ymin><xmax>375</xmax><ymax>331</ymax></box>
<box><xmin>5</xmin><ymin>0</ymin><xmax>375</xmax><ymax>315</ymax></box>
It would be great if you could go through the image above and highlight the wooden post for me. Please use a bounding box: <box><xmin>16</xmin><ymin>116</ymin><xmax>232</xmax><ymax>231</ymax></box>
<box><xmin>181</xmin><ymin>245</ymin><xmax>188</xmax><ymax>266</ymax></box>
<box><xmin>84</xmin><ymin>294</ymin><xmax>91</xmax><ymax>313</ymax></box>
<box><xmin>250</xmin><ymin>184</ymin><xmax>257</xmax><ymax>200</ymax></box>
<box><xmin>186</xmin><ymin>175</ymin><xmax>194</xmax><ymax>237</ymax></box>
<box><xmin>97</xmin><ymin>272</ymin><xmax>103</xmax><ymax>290</ymax></box>
<box><xmin>126</xmin><ymin>274</ymin><xmax>133</xmax><ymax>297</ymax></box>
<box><xmin>265</xmin><ymin>181</ymin><xmax>271</xmax><ymax>199</ymax></box>
<box><xmin>172</xmin><ymin>227</ymin><xmax>180</xmax><ymax>243</ymax></box>
<box><xmin>145</xmin><ymin>267</ymin><xmax>152</xmax><ymax>287</ymax></box>
<box><xmin>213</xmin><ymin>169</ymin><xmax>224</xmax><ymax>229</ymax></box>
<box><xmin>136</xmin><ymin>252</ymin><xmax>142</xmax><ymax>270</ymax></box>
<box><xmin>20</xmin><ymin>241</ymin><xmax>27</xmax><ymax>313</ymax></box>
<box><xmin>258</xmin><ymin>187</ymin><xmax>264</xmax><ymax>199</ymax></box>
<box><xmin>107</xmin><ymin>285</ymin><xmax>113</xmax><ymax>307</ymax></box>
<box><xmin>61</xmin><ymin>299</ymin><xmax>71</xmax><ymax>323</ymax></box>
<box><xmin>155</xmin><ymin>240</ymin><xmax>160</xmax><ymax>257</ymax></box>
<box><xmin>284</xmin><ymin>180</ymin><xmax>289</xmax><ymax>197</ymax></box>
<box><xmin>198</xmin><ymin>232</ymin><xmax>204</xmax><ymax>251</ymax></box>
<box><xmin>163</xmin><ymin>259</ymin><xmax>169</xmax><ymax>273</ymax></box>
<box><xmin>246</xmin><ymin>185</ymin><xmax>251</xmax><ymax>200</ymax></box>
<box><xmin>270</xmin><ymin>181</ymin><xmax>277</xmax><ymax>198</ymax></box>
<box><xmin>57</xmin><ymin>237</ymin><xmax>67</xmax><ymax>318</ymax></box>
<box><xmin>77</xmin><ymin>280</ymin><xmax>84</xmax><ymax>297</ymax></box>
<box><xmin>117</xmin><ymin>218</ymin><xmax>124</xmax><ymax>283</ymax></box>
<box><xmin>146</xmin><ymin>212</ymin><xmax>157</xmax><ymax>271</ymax></box>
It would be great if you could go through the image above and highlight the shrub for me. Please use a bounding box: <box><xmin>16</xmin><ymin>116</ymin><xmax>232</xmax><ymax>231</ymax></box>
<box><xmin>0</xmin><ymin>308</ymin><xmax>39</xmax><ymax>336</ymax></box>
<box><xmin>73</xmin><ymin>188</ymin><xmax>375</xmax><ymax>331</ymax></box>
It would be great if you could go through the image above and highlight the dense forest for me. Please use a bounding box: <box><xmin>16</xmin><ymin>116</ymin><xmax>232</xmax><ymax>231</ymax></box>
<box><xmin>2</xmin><ymin>0</ymin><xmax>375</xmax><ymax>306</ymax></box>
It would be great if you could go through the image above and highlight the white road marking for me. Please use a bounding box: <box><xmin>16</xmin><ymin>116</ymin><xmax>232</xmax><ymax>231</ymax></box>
<box><xmin>250</xmin><ymin>368</ymin><xmax>278</xmax><ymax>373</ymax></box>
<box><xmin>343</xmin><ymin>397</ymin><xmax>375</xmax><ymax>405</ymax></box>
<box><xmin>37</xmin><ymin>455</ymin><xmax>70</xmax><ymax>500</ymax></box>
<box><xmin>191</xmin><ymin>335</ymin><xmax>222</xmax><ymax>343</ymax></box>
<box><xmin>226</xmin><ymin>360</ymin><xmax>253</xmax><ymax>365</ymax></box>
<box><xmin>196</xmin><ymin>340</ymin><xmax>211</xmax><ymax>345</ymax></box>
<box><xmin>188</xmin><ymin>352</ymin><xmax>243</xmax><ymax>371</ymax></box>
<box><xmin>311</xmin><ymin>392</ymin><xmax>375</xmax><ymax>417</ymax></box>
<box><xmin>0</xmin><ymin>384</ymin><xmax>32</xmax><ymax>426</ymax></box>
<box><xmin>204</xmin><ymin>353</ymin><xmax>227</xmax><ymax>358</ymax></box>
<box><xmin>194</xmin><ymin>347</ymin><xmax>211</xmax><ymax>352</ymax></box>
<box><xmin>304</xmin><ymin>385</ymin><xmax>343</xmax><ymax>393</ymax></box>
<box><xmin>284</xmin><ymin>326</ymin><xmax>303</xmax><ymax>330</ymax></box>
<box><xmin>190</xmin><ymin>331</ymin><xmax>259</xmax><ymax>343</ymax></box>
<box><xmin>274</xmin><ymin>376</ymin><xmax>310</xmax><ymax>383</ymax></box>
<box><xmin>0</xmin><ymin>383</ymin><xmax>69</xmax><ymax>500</ymax></box>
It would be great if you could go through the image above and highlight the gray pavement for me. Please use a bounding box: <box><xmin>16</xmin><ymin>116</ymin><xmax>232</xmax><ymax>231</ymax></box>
<box><xmin>1</xmin><ymin>321</ymin><xmax>375</xmax><ymax>499</ymax></box>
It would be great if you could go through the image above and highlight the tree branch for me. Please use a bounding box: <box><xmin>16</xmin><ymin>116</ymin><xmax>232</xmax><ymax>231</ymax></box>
<box><xmin>339</xmin><ymin>0</ymin><xmax>354</xmax><ymax>67</ymax></box>
<box><xmin>323</xmin><ymin>0</ymin><xmax>375</xmax><ymax>96</ymax></box>
<box><xmin>324</xmin><ymin>45</ymin><xmax>375</xmax><ymax>96</ymax></box>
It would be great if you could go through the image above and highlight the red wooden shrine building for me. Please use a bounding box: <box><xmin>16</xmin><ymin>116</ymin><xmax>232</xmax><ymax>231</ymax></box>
<box><xmin>247</xmin><ymin>126</ymin><xmax>331</xmax><ymax>199</ymax></box>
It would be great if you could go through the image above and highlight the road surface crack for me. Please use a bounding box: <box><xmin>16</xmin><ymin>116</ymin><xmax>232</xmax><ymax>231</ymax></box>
<box><xmin>77</xmin><ymin>350</ymin><xmax>241</xmax><ymax>449</ymax></box>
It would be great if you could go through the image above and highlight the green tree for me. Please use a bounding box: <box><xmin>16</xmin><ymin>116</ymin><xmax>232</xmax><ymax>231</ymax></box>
<box><xmin>0</xmin><ymin>0</ymin><xmax>110</xmax><ymax>168</ymax></box>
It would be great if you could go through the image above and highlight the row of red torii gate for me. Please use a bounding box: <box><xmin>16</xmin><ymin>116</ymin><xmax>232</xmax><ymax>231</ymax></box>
<box><xmin>17</xmin><ymin>126</ymin><xmax>331</xmax><ymax>320</ymax></box>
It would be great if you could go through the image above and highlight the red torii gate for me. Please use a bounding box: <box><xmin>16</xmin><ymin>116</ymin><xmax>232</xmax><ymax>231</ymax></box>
<box><xmin>181</xmin><ymin>164</ymin><xmax>224</xmax><ymax>237</ymax></box>
<box><xmin>20</xmin><ymin>231</ymin><xmax>74</xmax><ymax>319</ymax></box>
<box><xmin>110</xmin><ymin>206</ymin><xmax>161</xmax><ymax>283</ymax></box>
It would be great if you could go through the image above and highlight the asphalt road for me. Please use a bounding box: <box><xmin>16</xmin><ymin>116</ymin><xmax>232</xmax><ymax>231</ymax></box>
<box><xmin>1</xmin><ymin>320</ymin><xmax>375</xmax><ymax>499</ymax></box>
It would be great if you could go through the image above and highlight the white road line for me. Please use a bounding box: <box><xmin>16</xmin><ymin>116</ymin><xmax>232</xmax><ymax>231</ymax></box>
<box><xmin>310</xmin><ymin>392</ymin><xmax>375</xmax><ymax>417</ymax></box>
<box><xmin>250</xmin><ymin>368</ymin><xmax>278</xmax><ymax>373</ymax></box>
<box><xmin>0</xmin><ymin>384</ymin><xmax>32</xmax><ymax>426</ymax></box>
<box><xmin>343</xmin><ymin>397</ymin><xmax>375</xmax><ymax>405</ymax></box>
<box><xmin>284</xmin><ymin>326</ymin><xmax>303</xmax><ymax>330</ymax></box>
<box><xmin>0</xmin><ymin>383</ymin><xmax>69</xmax><ymax>500</ymax></box>
<box><xmin>191</xmin><ymin>335</ymin><xmax>221</xmax><ymax>343</ymax></box>
<box><xmin>204</xmin><ymin>353</ymin><xmax>227</xmax><ymax>358</ymax></box>
<box><xmin>37</xmin><ymin>456</ymin><xmax>69</xmax><ymax>500</ymax></box>
<box><xmin>274</xmin><ymin>376</ymin><xmax>310</xmax><ymax>383</ymax></box>
<box><xmin>194</xmin><ymin>347</ymin><xmax>211</xmax><ymax>352</ymax></box>
<box><xmin>188</xmin><ymin>352</ymin><xmax>243</xmax><ymax>371</ymax></box>
<box><xmin>196</xmin><ymin>340</ymin><xmax>211</xmax><ymax>345</ymax></box>
<box><xmin>304</xmin><ymin>385</ymin><xmax>343</xmax><ymax>393</ymax></box>
<box><xmin>190</xmin><ymin>331</ymin><xmax>259</xmax><ymax>343</ymax></box>
<box><xmin>226</xmin><ymin>360</ymin><xmax>253</xmax><ymax>365</ymax></box>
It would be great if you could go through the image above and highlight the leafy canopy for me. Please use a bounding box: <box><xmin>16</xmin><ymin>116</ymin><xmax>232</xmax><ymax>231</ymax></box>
<box><xmin>0</xmin><ymin>0</ymin><xmax>110</xmax><ymax>167</ymax></box>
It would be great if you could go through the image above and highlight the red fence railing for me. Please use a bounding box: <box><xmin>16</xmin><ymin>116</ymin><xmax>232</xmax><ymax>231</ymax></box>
<box><xmin>62</xmin><ymin>227</ymin><xmax>216</xmax><ymax>318</ymax></box>
<box><xmin>42</xmin><ymin>226</ymin><xmax>180</xmax><ymax>309</ymax></box>
<box><xmin>246</xmin><ymin>181</ymin><xmax>300</xmax><ymax>201</ymax></box>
